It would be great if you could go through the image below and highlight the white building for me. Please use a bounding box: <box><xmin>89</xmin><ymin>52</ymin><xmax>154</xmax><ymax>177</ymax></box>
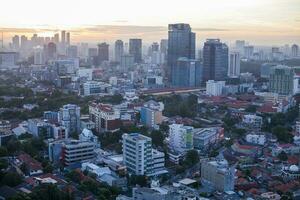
<box><xmin>77</xmin><ymin>68</ymin><xmax>93</xmax><ymax>81</ymax></box>
<box><xmin>58</xmin><ymin>104</ymin><xmax>81</xmax><ymax>134</ymax></box>
<box><xmin>122</xmin><ymin>133</ymin><xmax>153</xmax><ymax>175</ymax></box>
<box><xmin>243</xmin><ymin>114</ymin><xmax>263</xmax><ymax>129</ymax></box>
<box><xmin>193</xmin><ymin>127</ymin><xmax>224</xmax><ymax>150</ymax></box>
<box><xmin>83</xmin><ymin>81</ymin><xmax>103</xmax><ymax>96</ymax></box>
<box><xmin>228</xmin><ymin>52</ymin><xmax>240</xmax><ymax>78</ymax></box>
<box><xmin>79</xmin><ymin>128</ymin><xmax>100</xmax><ymax>148</ymax></box>
<box><xmin>33</xmin><ymin>46</ymin><xmax>44</xmax><ymax>65</ymax></box>
<box><xmin>245</xmin><ymin>134</ymin><xmax>266</xmax><ymax>145</ymax></box>
<box><xmin>206</xmin><ymin>80</ymin><xmax>225</xmax><ymax>96</ymax></box>
<box><xmin>168</xmin><ymin>124</ymin><xmax>194</xmax><ymax>154</ymax></box>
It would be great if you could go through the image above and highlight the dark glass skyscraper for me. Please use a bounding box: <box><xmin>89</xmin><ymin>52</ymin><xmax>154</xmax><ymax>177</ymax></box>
<box><xmin>129</xmin><ymin>39</ymin><xmax>142</xmax><ymax>63</ymax></box>
<box><xmin>97</xmin><ymin>42</ymin><xmax>109</xmax><ymax>65</ymax></box>
<box><xmin>167</xmin><ymin>23</ymin><xmax>195</xmax><ymax>84</ymax></box>
<box><xmin>203</xmin><ymin>39</ymin><xmax>228</xmax><ymax>82</ymax></box>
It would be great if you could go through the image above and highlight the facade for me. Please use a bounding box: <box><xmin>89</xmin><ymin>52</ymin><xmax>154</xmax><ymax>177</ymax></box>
<box><xmin>120</xmin><ymin>54</ymin><xmax>134</xmax><ymax>72</ymax></box>
<box><xmin>0</xmin><ymin>120</ymin><xmax>11</xmax><ymax>134</ymax></box>
<box><xmin>83</xmin><ymin>81</ymin><xmax>102</xmax><ymax>96</ymax></box>
<box><xmin>122</xmin><ymin>133</ymin><xmax>153</xmax><ymax>175</ymax></box>
<box><xmin>167</xmin><ymin>23</ymin><xmax>195</xmax><ymax>83</ymax></box>
<box><xmin>269</xmin><ymin>65</ymin><xmax>294</xmax><ymax>95</ymax></box>
<box><xmin>244</xmin><ymin>45</ymin><xmax>254</xmax><ymax>59</ymax></box>
<box><xmin>79</xmin><ymin>128</ymin><xmax>100</xmax><ymax>148</ymax></box>
<box><xmin>129</xmin><ymin>39</ymin><xmax>142</xmax><ymax>63</ymax></box>
<box><xmin>291</xmin><ymin>44</ymin><xmax>299</xmax><ymax>58</ymax></box>
<box><xmin>89</xmin><ymin>102</ymin><xmax>121</xmax><ymax>133</ymax></box>
<box><xmin>206</xmin><ymin>80</ymin><xmax>225</xmax><ymax>96</ymax></box>
<box><xmin>140</xmin><ymin>100</ymin><xmax>164</xmax><ymax>128</ymax></box>
<box><xmin>27</xmin><ymin>118</ymin><xmax>53</xmax><ymax>138</ymax></box>
<box><xmin>203</xmin><ymin>39</ymin><xmax>228</xmax><ymax>82</ymax></box>
<box><xmin>243</xmin><ymin>114</ymin><xmax>263</xmax><ymax>129</ymax></box>
<box><xmin>245</xmin><ymin>134</ymin><xmax>266</xmax><ymax>145</ymax></box>
<box><xmin>201</xmin><ymin>159</ymin><xmax>235</xmax><ymax>192</ymax></box>
<box><xmin>48</xmin><ymin>139</ymin><xmax>95</xmax><ymax>165</ymax></box>
<box><xmin>228</xmin><ymin>52</ymin><xmax>240</xmax><ymax>78</ymax></box>
<box><xmin>115</xmin><ymin>40</ymin><xmax>124</xmax><ymax>62</ymax></box>
<box><xmin>193</xmin><ymin>127</ymin><xmax>224</xmax><ymax>150</ymax></box>
<box><xmin>97</xmin><ymin>42</ymin><xmax>109</xmax><ymax>65</ymax></box>
<box><xmin>172</xmin><ymin>57</ymin><xmax>202</xmax><ymax>87</ymax></box>
<box><xmin>152</xmin><ymin>149</ymin><xmax>165</xmax><ymax>173</ymax></box>
<box><xmin>168</xmin><ymin>124</ymin><xmax>194</xmax><ymax>154</ymax></box>
<box><xmin>0</xmin><ymin>52</ymin><xmax>19</xmax><ymax>69</ymax></box>
<box><xmin>67</xmin><ymin>45</ymin><xmax>78</xmax><ymax>58</ymax></box>
<box><xmin>58</xmin><ymin>104</ymin><xmax>81</xmax><ymax>134</ymax></box>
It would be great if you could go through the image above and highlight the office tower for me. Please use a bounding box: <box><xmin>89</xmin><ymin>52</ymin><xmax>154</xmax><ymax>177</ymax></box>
<box><xmin>54</xmin><ymin>33</ymin><xmax>59</xmax><ymax>44</ymax></box>
<box><xmin>244</xmin><ymin>45</ymin><xmax>254</xmax><ymax>59</ymax></box>
<box><xmin>20</xmin><ymin>35</ymin><xmax>28</xmax><ymax>49</ymax></box>
<box><xmin>151</xmin><ymin>42</ymin><xmax>159</xmax><ymax>52</ymax></box>
<box><xmin>292</xmin><ymin>44</ymin><xmax>299</xmax><ymax>58</ymax></box>
<box><xmin>129</xmin><ymin>39</ymin><xmax>142</xmax><ymax>63</ymax></box>
<box><xmin>160</xmin><ymin>39</ymin><xmax>168</xmax><ymax>55</ymax></box>
<box><xmin>89</xmin><ymin>102</ymin><xmax>121</xmax><ymax>133</ymax></box>
<box><xmin>61</xmin><ymin>30</ymin><xmax>66</xmax><ymax>44</ymax></box>
<box><xmin>0</xmin><ymin>52</ymin><xmax>19</xmax><ymax>69</ymax></box>
<box><xmin>168</xmin><ymin>23</ymin><xmax>195</xmax><ymax>82</ymax></box>
<box><xmin>97</xmin><ymin>42</ymin><xmax>109</xmax><ymax>65</ymax></box>
<box><xmin>203</xmin><ymin>39</ymin><xmax>228</xmax><ymax>82</ymax></box>
<box><xmin>12</xmin><ymin>35</ymin><xmax>20</xmax><ymax>50</ymax></box>
<box><xmin>172</xmin><ymin>57</ymin><xmax>202</xmax><ymax>87</ymax></box>
<box><xmin>235</xmin><ymin>40</ymin><xmax>245</xmax><ymax>54</ymax></box>
<box><xmin>66</xmin><ymin>32</ymin><xmax>70</xmax><ymax>45</ymax></box>
<box><xmin>206</xmin><ymin>80</ymin><xmax>225</xmax><ymax>96</ymax></box>
<box><xmin>201</xmin><ymin>158</ymin><xmax>235</xmax><ymax>192</ymax></box>
<box><xmin>120</xmin><ymin>54</ymin><xmax>134</xmax><ymax>72</ymax></box>
<box><xmin>114</xmin><ymin>40</ymin><xmax>124</xmax><ymax>62</ymax></box>
<box><xmin>58</xmin><ymin>104</ymin><xmax>81</xmax><ymax>134</ymax></box>
<box><xmin>45</xmin><ymin>42</ymin><xmax>57</xmax><ymax>60</ymax></box>
<box><xmin>122</xmin><ymin>133</ymin><xmax>153</xmax><ymax>175</ymax></box>
<box><xmin>269</xmin><ymin>65</ymin><xmax>294</xmax><ymax>95</ymax></box>
<box><xmin>228</xmin><ymin>52</ymin><xmax>240</xmax><ymax>78</ymax></box>
<box><xmin>140</xmin><ymin>100</ymin><xmax>164</xmax><ymax>128</ymax></box>
<box><xmin>67</xmin><ymin>45</ymin><xmax>78</xmax><ymax>58</ymax></box>
<box><xmin>33</xmin><ymin>46</ymin><xmax>44</xmax><ymax>65</ymax></box>
<box><xmin>168</xmin><ymin>124</ymin><xmax>194</xmax><ymax>154</ymax></box>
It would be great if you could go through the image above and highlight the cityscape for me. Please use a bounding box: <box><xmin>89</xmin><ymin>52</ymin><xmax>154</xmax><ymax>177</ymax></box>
<box><xmin>0</xmin><ymin>0</ymin><xmax>300</xmax><ymax>200</ymax></box>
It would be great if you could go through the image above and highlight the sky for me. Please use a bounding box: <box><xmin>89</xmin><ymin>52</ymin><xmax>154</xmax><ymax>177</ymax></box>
<box><xmin>0</xmin><ymin>0</ymin><xmax>300</xmax><ymax>46</ymax></box>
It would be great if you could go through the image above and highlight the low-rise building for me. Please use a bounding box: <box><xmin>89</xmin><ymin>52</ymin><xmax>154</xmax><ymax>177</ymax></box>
<box><xmin>193</xmin><ymin>127</ymin><xmax>224</xmax><ymax>150</ymax></box>
<box><xmin>140</xmin><ymin>100</ymin><xmax>164</xmax><ymax>128</ymax></box>
<box><xmin>243</xmin><ymin>114</ymin><xmax>263</xmax><ymax>129</ymax></box>
<box><xmin>168</xmin><ymin>124</ymin><xmax>194</xmax><ymax>154</ymax></box>
<box><xmin>245</xmin><ymin>134</ymin><xmax>266</xmax><ymax>145</ymax></box>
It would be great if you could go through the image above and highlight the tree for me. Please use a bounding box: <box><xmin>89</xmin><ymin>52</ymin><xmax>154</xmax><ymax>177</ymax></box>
<box><xmin>1</xmin><ymin>172</ymin><xmax>23</xmax><ymax>187</ymax></box>
<box><xmin>245</xmin><ymin>105</ymin><xmax>257</xmax><ymax>113</ymax></box>
<box><xmin>128</xmin><ymin>175</ymin><xmax>148</xmax><ymax>187</ymax></box>
<box><xmin>272</xmin><ymin>126</ymin><xmax>293</xmax><ymax>143</ymax></box>
<box><xmin>184</xmin><ymin>150</ymin><xmax>199</xmax><ymax>167</ymax></box>
<box><xmin>277</xmin><ymin>151</ymin><xmax>288</xmax><ymax>161</ymax></box>
<box><xmin>150</xmin><ymin>130</ymin><xmax>164</xmax><ymax>148</ymax></box>
<box><xmin>0</xmin><ymin>147</ymin><xmax>8</xmax><ymax>157</ymax></box>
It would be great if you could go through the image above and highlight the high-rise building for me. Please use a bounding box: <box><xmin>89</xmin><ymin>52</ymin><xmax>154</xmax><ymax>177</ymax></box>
<box><xmin>151</xmin><ymin>42</ymin><xmax>159</xmax><ymax>52</ymax></box>
<box><xmin>12</xmin><ymin>35</ymin><xmax>20</xmax><ymax>50</ymax></box>
<box><xmin>160</xmin><ymin>39</ymin><xmax>168</xmax><ymax>55</ymax></box>
<box><xmin>260</xmin><ymin>63</ymin><xmax>277</xmax><ymax>79</ymax></box>
<box><xmin>206</xmin><ymin>80</ymin><xmax>225</xmax><ymax>96</ymax></box>
<box><xmin>58</xmin><ymin>104</ymin><xmax>81</xmax><ymax>134</ymax></box>
<box><xmin>203</xmin><ymin>39</ymin><xmax>228</xmax><ymax>82</ymax></box>
<box><xmin>120</xmin><ymin>54</ymin><xmax>134</xmax><ymax>72</ymax></box>
<box><xmin>20</xmin><ymin>35</ymin><xmax>28</xmax><ymax>49</ymax></box>
<box><xmin>201</xmin><ymin>158</ymin><xmax>235</xmax><ymax>192</ymax></box>
<box><xmin>67</xmin><ymin>45</ymin><xmax>78</xmax><ymax>58</ymax></box>
<box><xmin>228</xmin><ymin>52</ymin><xmax>240</xmax><ymax>78</ymax></box>
<box><xmin>235</xmin><ymin>40</ymin><xmax>245</xmax><ymax>54</ymax></box>
<box><xmin>129</xmin><ymin>39</ymin><xmax>142</xmax><ymax>63</ymax></box>
<box><xmin>244</xmin><ymin>45</ymin><xmax>254</xmax><ymax>59</ymax></box>
<box><xmin>66</xmin><ymin>32</ymin><xmax>70</xmax><ymax>45</ymax></box>
<box><xmin>45</xmin><ymin>42</ymin><xmax>57</xmax><ymax>60</ymax></box>
<box><xmin>97</xmin><ymin>42</ymin><xmax>109</xmax><ymax>65</ymax></box>
<box><xmin>122</xmin><ymin>133</ymin><xmax>153</xmax><ymax>175</ymax></box>
<box><xmin>54</xmin><ymin>33</ymin><xmax>59</xmax><ymax>44</ymax></box>
<box><xmin>172</xmin><ymin>57</ymin><xmax>202</xmax><ymax>87</ymax></box>
<box><xmin>33</xmin><ymin>46</ymin><xmax>44</xmax><ymax>65</ymax></box>
<box><xmin>114</xmin><ymin>40</ymin><xmax>124</xmax><ymax>62</ymax></box>
<box><xmin>61</xmin><ymin>30</ymin><xmax>66</xmax><ymax>44</ymax></box>
<box><xmin>168</xmin><ymin>23</ymin><xmax>195</xmax><ymax>82</ymax></box>
<box><xmin>269</xmin><ymin>65</ymin><xmax>294</xmax><ymax>95</ymax></box>
<box><xmin>292</xmin><ymin>44</ymin><xmax>299</xmax><ymax>58</ymax></box>
<box><xmin>140</xmin><ymin>100</ymin><xmax>164</xmax><ymax>128</ymax></box>
<box><xmin>168</xmin><ymin>124</ymin><xmax>194</xmax><ymax>154</ymax></box>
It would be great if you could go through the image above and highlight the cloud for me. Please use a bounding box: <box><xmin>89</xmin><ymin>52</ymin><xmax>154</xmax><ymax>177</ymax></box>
<box><xmin>193</xmin><ymin>28</ymin><xmax>231</xmax><ymax>32</ymax></box>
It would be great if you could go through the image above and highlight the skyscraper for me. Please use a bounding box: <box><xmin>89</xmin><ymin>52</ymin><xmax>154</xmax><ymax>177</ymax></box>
<box><xmin>20</xmin><ymin>35</ymin><xmax>28</xmax><ymax>49</ymax></box>
<box><xmin>97</xmin><ymin>42</ymin><xmax>109</xmax><ymax>65</ymax></box>
<box><xmin>172</xmin><ymin>57</ymin><xmax>202</xmax><ymax>87</ymax></box>
<box><xmin>228</xmin><ymin>52</ymin><xmax>240</xmax><ymax>78</ymax></box>
<box><xmin>292</xmin><ymin>44</ymin><xmax>299</xmax><ymax>58</ymax></box>
<box><xmin>66</xmin><ymin>32</ymin><xmax>70</xmax><ymax>45</ymax></box>
<box><xmin>129</xmin><ymin>39</ymin><xmax>142</xmax><ymax>63</ymax></box>
<box><xmin>61</xmin><ymin>30</ymin><xmax>66</xmax><ymax>44</ymax></box>
<box><xmin>203</xmin><ymin>39</ymin><xmax>228</xmax><ymax>82</ymax></box>
<box><xmin>114</xmin><ymin>40</ymin><xmax>124</xmax><ymax>62</ymax></box>
<box><xmin>12</xmin><ymin>35</ymin><xmax>20</xmax><ymax>50</ymax></box>
<box><xmin>160</xmin><ymin>39</ymin><xmax>168</xmax><ymax>55</ymax></box>
<box><xmin>167</xmin><ymin>23</ymin><xmax>195</xmax><ymax>83</ymax></box>
<box><xmin>45</xmin><ymin>42</ymin><xmax>57</xmax><ymax>60</ymax></box>
<box><xmin>54</xmin><ymin>33</ymin><xmax>59</xmax><ymax>44</ymax></box>
<box><xmin>269</xmin><ymin>65</ymin><xmax>294</xmax><ymax>95</ymax></box>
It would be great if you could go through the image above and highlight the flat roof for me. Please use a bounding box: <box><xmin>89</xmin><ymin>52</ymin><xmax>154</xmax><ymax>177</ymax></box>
<box><xmin>178</xmin><ymin>178</ymin><xmax>197</xmax><ymax>185</ymax></box>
